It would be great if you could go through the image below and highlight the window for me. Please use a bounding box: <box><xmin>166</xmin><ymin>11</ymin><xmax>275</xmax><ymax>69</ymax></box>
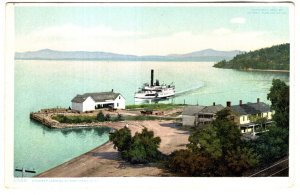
<box><xmin>242</xmin><ymin>116</ymin><xmax>245</xmax><ymax>121</ymax></box>
<box><xmin>117</xmin><ymin>103</ymin><xmax>119</xmax><ymax>107</ymax></box>
<box><xmin>119</xmin><ymin>96</ymin><xmax>121</xmax><ymax>99</ymax></box>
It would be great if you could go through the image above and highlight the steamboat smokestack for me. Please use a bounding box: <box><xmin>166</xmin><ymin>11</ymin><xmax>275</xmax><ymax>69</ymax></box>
<box><xmin>151</xmin><ymin>69</ymin><xmax>154</xmax><ymax>86</ymax></box>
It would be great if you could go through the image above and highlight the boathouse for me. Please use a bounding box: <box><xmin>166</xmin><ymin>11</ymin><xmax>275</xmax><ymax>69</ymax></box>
<box><xmin>71</xmin><ymin>91</ymin><xmax>125</xmax><ymax>112</ymax></box>
<box><xmin>226</xmin><ymin>98</ymin><xmax>274</xmax><ymax>135</ymax></box>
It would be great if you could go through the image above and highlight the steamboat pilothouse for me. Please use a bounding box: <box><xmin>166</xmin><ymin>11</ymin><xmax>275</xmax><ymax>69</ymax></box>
<box><xmin>134</xmin><ymin>69</ymin><xmax>175</xmax><ymax>100</ymax></box>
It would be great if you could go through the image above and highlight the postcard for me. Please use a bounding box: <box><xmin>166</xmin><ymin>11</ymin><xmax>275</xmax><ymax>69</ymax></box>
<box><xmin>3</xmin><ymin>0</ymin><xmax>295</xmax><ymax>190</ymax></box>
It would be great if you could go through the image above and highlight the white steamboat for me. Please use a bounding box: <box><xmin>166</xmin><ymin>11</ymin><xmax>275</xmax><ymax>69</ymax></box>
<box><xmin>134</xmin><ymin>70</ymin><xmax>175</xmax><ymax>100</ymax></box>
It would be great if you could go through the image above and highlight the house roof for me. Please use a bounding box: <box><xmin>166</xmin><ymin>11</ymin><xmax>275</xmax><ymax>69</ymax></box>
<box><xmin>200</xmin><ymin>104</ymin><xmax>224</xmax><ymax>114</ymax></box>
<box><xmin>182</xmin><ymin>105</ymin><xmax>205</xmax><ymax>116</ymax></box>
<box><xmin>71</xmin><ymin>92</ymin><xmax>121</xmax><ymax>103</ymax></box>
<box><xmin>230</xmin><ymin>102</ymin><xmax>271</xmax><ymax>116</ymax></box>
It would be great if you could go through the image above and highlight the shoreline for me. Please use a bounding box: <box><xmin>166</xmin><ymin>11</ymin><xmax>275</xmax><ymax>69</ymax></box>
<box><xmin>236</xmin><ymin>68</ymin><xmax>289</xmax><ymax>73</ymax></box>
<box><xmin>36</xmin><ymin>120</ymin><xmax>189</xmax><ymax>177</ymax></box>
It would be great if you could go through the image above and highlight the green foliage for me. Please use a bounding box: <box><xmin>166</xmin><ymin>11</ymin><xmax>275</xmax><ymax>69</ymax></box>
<box><xmin>109</xmin><ymin>127</ymin><xmax>162</xmax><ymax>164</ymax></box>
<box><xmin>169</xmin><ymin>109</ymin><xmax>258</xmax><ymax>176</ymax></box>
<box><xmin>109</xmin><ymin>127</ymin><xmax>132</xmax><ymax>152</ymax></box>
<box><xmin>250</xmin><ymin>126</ymin><xmax>289</xmax><ymax>165</ymax></box>
<box><xmin>214</xmin><ymin>43</ymin><xmax>290</xmax><ymax>70</ymax></box>
<box><xmin>116</xmin><ymin>113</ymin><xmax>123</xmax><ymax>121</ymax></box>
<box><xmin>168</xmin><ymin>150</ymin><xmax>214</xmax><ymax>176</ymax></box>
<box><xmin>187</xmin><ymin>127</ymin><xmax>222</xmax><ymax>160</ymax></box>
<box><xmin>105</xmin><ymin>114</ymin><xmax>111</xmax><ymax>121</ymax></box>
<box><xmin>225</xmin><ymin>147</ymin><xmax>259</xmax><ymax>176</ymax></box>
<box><xmin>96</xmin><ymin>111</ymin><xmax>106</xmax><ymax>122</ymax></box>
<box><xmin>52</xmin><ymin>114</ymin><xmax>96</xmax><ymax>123</ymax></box>
<box><xmin>267</xmin><ymin>79</ymin><xmax>289</xmax><ymax>129</ymax></box>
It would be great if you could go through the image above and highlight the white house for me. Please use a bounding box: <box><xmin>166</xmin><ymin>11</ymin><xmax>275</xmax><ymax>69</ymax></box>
<box><xmin>71</xmin><ymin>91</ymin><xmax>126</xmax><ymax>112</ymax></box>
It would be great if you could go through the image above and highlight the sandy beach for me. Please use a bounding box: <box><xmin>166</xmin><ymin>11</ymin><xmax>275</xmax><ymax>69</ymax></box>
<box><xmin>37</xmin><ymin>120</ymin><xmax>189</xmax><ymax>177</ymax></box>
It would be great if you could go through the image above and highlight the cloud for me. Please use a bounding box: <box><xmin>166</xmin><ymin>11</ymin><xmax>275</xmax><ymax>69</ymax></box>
<box><xmin>230</xmin><ymin>17</ymin><xmax>246</xmax><ymax>24</ymax></box>
<box><xmin>15</xmin><ymin>24</ymin><xmax>288</xmax><ymax>55</ymax></box>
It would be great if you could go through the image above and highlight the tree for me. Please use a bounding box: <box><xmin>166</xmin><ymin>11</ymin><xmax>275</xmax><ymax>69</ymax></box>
<box><xmin>187</xmin><ymin>126</ymin><xmax>222</xmax><ymax>160</ymax></box>
<box><xmin>225</xmin><ymin>147</ymin><xmax>259</xmax><ymax>176</ymax></box>
<box><xmin>212</xmin><ymin>109</ymin><xmax>241</xmax><ymax>155</ymax></box>
<box><xmin>96</xmin><ymin>111</ymin><xmax>106</xmax><ymax>122</ymax></box>
<box><xmin>170</xmin><ymin>109</ymin><xmax>258</xmax><ymax>176</ymax></box>
<box><xmin>251</xmin><ymin>126</ymin><xmax>289</xmax><ymax>164</ymax></box>
<box><xmin>168</xmin><ymin>149</ymin><xmax>214</xmax><ymax>176</ymax></box>
<box><xmin>267</xmin><ymin>79</ymin><xmax>289</xmax><ymax>129</ymax></box>
<box><xmin>109</xmin><ymin>126</ymin><xmax>132</xmax><ymax>153</ymax></box>
<box><xmin>128</xmin><ymin>128</ymin><xmax>161</xmax><ymax>164</ymax></box>
<box><xmin>109</xmin><ymin>127</ymin><xmax>162</xmax><ymax>164</ymax></box>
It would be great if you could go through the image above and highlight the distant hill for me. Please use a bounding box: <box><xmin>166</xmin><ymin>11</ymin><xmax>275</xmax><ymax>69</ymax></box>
<box><xmin>15</xmin><ymin>49</ymin><xmax>243</xmax><ymax>62</ymax></box>
<box><xmin>213</xmin><ymin>43</ymin><xmax>290</xmax><ymax>70</ymax></box>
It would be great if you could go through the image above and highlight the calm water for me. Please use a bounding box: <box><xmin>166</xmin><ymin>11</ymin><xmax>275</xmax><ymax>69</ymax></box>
<box><xmin>14</xmin><ymin>60</ymin><xmax>289</xmax><ymax>177</ymax></box>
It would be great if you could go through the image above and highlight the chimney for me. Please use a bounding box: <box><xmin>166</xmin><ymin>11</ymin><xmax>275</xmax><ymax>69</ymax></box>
<box><xmin>111</xmin><ymin>89</ymin><xmax>114</xmax><ymax>92</ymax></box>
<box><xmin>226</xmin><ymin>101</ymin><xmax>231</xmax><ymax>107</ymax></box>
<box><xmin>151</xmin><ymin>69</ymin><xmax>154</xmax><ymax>86</ymax></box>
<box><xmin>239</xmin><ymin>100</ymin><xmax>242</xmax><ymax>106</ymax></box>
<box><xmin>257</xmin><ymin>98</ymin><xmax>260</xmax><ymax>103</ymax></box>
<box><xmin>213</xmin><ymin>102</ymin><xmax>215</xmax><ymax>106</ymax></box>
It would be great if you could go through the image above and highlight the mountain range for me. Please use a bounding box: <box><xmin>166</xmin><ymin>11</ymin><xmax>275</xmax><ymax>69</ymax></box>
<box><xmin>15</xmin><ymin>49</ymin><xmax>244</xmax><ymax>61</ymax></box>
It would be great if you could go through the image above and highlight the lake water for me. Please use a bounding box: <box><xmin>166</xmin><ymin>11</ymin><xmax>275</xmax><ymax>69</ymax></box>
<box><xmin>14</xmin><ymin>60</ymin><xmax>289</xmax><ymax>177</ymax></box>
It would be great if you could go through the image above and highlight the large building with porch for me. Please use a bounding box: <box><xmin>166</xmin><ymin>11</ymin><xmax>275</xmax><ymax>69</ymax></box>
<box><xmin>227</xmin><ymin>98</ymin><xmax>274</xmax><ymax>135</ymax></box>
<box><xmin>182</xmin><ymin>103</ymin><xmax>224</xmax><ymax>127</ymax></box>
<box><xmin>71</xmin><ymin>91</ymin><xmax>125</xmax><ymax>112</ymax></box>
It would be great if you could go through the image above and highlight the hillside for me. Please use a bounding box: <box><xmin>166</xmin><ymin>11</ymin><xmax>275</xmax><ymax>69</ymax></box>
<box><xmin>15</xmin><ymin>49</ymin><xmax>243</xmax><ymax>62</ymax></box>
<box><xmin>213</xmin><ymin>43</ymin><xmax>290</xmax><ymax>70</ymax></box>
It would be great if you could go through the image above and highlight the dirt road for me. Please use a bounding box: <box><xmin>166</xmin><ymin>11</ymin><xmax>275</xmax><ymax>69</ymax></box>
<box><xmin>37</xmin><ymin>120</ymin><xmax>189</xmax><ymax>177</ymax></box>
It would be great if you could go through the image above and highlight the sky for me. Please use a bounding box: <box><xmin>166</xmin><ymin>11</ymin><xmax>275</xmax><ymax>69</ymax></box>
<box><xmin>14</xmin><ymin>4</ymin><xmax>291</xmax><ymax>55</ymax></box>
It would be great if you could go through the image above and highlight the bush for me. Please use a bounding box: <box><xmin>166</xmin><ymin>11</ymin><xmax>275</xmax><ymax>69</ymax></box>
<box><xmin>109</xmin><ymin>127</ymin><xmax>162</xmax><ymax>164</ymax></box>
<box><xmin>168</xmin><ymin>150</ymin><xmax>214</xmax><ymax>176</ymax></box>
<box><xmin>128</xmin><ymin>128</ymin><xmax>162</xmax><ymax>164</ymax></box>
<box><xmin>105</xmin><ymin>114</ymin><xmax>111</xmax><ymax>121</ymax></box>
<box><xmin>96</xmin><ymin>111</ymin><xmax>106</xmax><ymax>122</ymax></box>
<box><xmin>109</xmin><ymin>127</ymin><xmax>132</xmax><ymax>153</ymax></box>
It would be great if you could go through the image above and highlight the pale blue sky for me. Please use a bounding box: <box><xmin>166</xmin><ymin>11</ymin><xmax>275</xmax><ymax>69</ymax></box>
<box><xmin>15</xmin><ymin>5</ymin><xmax>290</xmax><ymax>55</ymax></box>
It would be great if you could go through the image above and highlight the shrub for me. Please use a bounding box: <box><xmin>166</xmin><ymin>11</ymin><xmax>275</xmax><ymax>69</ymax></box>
<box><xmin>109</xmin><ymin>127</ymin><xmax>132</xmax><ymax>153</ymax></box>
<box><xmin>96</xmin><ymin>111</ymin><xmax>106</xmax><ymax>122</ymax></box>
<box><xmin>128</xmin><ymin>128</ymin><xmax>162</xmax><ymax>164</ymax></box>
<box><xmin>109</xmin><ymin>127</ymin><xmax>162</xmax><ymax>164</ymax></box>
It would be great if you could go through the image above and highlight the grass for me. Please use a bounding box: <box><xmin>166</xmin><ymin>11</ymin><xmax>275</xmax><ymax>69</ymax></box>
<box><xmin>126</xmin><ymin>103</ymin><xmax>184</xmax><ymax>110</ymax></box>
<box><xmin>52</xmin><ymin>114</ymin><xmax>97</xmax><ymax>124</ymax></box>
<box><xmin>52</xmin><ymin>114</ymin><xmax>176</xmax><ymax>124</ymax></box>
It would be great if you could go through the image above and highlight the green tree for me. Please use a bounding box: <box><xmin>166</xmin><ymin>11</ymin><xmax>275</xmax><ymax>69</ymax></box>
<box><xmin>169</xmin><ymin>109</ymin><xmax>258</xmax><ymax>176</ymax></box>
<box><xmin>109</xmin><ymin>127</ymin><xmax>162</xmax><ymax>164</ymax></box>
<box><xmin>96</xmin><ymin>111</ymin><xmax>106</xmax><ymax>122</ymax></box>
<box><xmin>168</xmin><ymin>149</ymin><xmax>214</xmax><ymax>176</ymax></box>
<box><xmin>225</xmin><ymin>147</ymin><xmax>259</xmax><ymax>176</ymax></box>
<box><xmin>251</xmin><ymin>126</ymin><xmax>289</xmax><ymax>164</ymax></box>
<box><xmin>267</xmin><ymin>79</ymin><xmax>289</xmax><ymax>129</ymax></box>
<box><xmin>128</xmin><ymin>128</ymin><xmax>161</xmax><ymax>164</ymax></box>
<box><xmin>109</xmin><ymin>126</ymin><xmax>132</xmax><ymax>153</ymax></box>
<box><xmin>187</xmin><ymin>126</ymin><xmax>222</xmax><ymax>160</ymax></box>
<box><xmin>212</xmin><ymin>109</ymin><xmax>242</xmax><ymax>155</ymax></box>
